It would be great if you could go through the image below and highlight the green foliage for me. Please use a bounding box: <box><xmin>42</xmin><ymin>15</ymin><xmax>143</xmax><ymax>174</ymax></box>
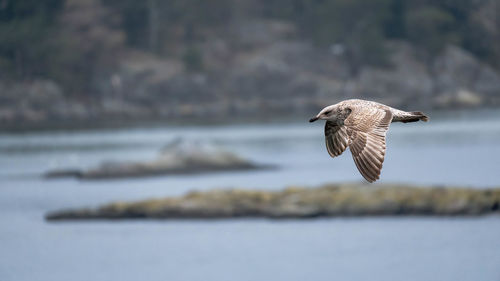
<box><xmin>261</xmin><ymin>0</ymin><xmax>392</xmax><ymax>69</ymax></box>
<box><xmin>261</xmin><ymin>0</ymin><xmax>498</xmax><ymax>67</ymax></box>
<box><xmin>384</xmin><ymin>0</ymin><xmax>407</xmax><ymax>38</ymax></box>
<box><xmin>0</xmin><ymin>0</ymin><xmax>63</xmax><ymax>79</ymax></box>
<box><xmin>103</xmin><ymin>0</ymin><xmax>233</xmax><ymax>52</ymax></box>
<box><xmin>406</xmin><ymin>6</ymin><xmax>458</xmax><ymax>54</ymax></box>
<box><xmin>384</xmin><ymin>0</ymin><xmax>494</xmax><ymax>61</ymax></box>
<box><xmin>52</xmin><ymin>0</ymin><xmax>125</xmax><ymax>96</ymax></box>
<box><xmin>0</xmin><ymin>0</ymin><xmax>499</xmax><ymax>96</ymax></box>
<box><xmin>0</xmin><ymin>0</ymin><xmax>123</xmax><ymax>94</ymax></box>
<box><xmin>101</xmin><ymin>0</ymin><xmax>149</xmax><ymax>49</ymax></box>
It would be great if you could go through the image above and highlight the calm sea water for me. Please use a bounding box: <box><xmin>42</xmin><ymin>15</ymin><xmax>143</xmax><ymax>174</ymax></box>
<box><xmin>1</xmin><ymin>110</ymin><xmax>500</xmax><ymax>281</ymax></box>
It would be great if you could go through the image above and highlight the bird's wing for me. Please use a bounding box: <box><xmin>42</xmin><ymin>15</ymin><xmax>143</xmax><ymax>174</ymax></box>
<box><xmin>324</xmin><ymin>121</ymin><xmax>349</xmax><ymax>157</ymax></box>
<box><xmin>344</xmin><ymin>107</ymin><xmax>393</xmax><ymax>182</ymax></box>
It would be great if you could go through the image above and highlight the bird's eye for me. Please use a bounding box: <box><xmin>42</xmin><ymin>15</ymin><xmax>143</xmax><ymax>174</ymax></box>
<box><xmin>323</xmin><ymin>110</ymin><xmax>332</xmax><ymax>115</ymax></box>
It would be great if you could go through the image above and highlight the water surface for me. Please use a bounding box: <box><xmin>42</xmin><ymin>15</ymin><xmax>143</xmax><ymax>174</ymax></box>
<box><xmin>1</xmin><ymin>110</ymin><xmax>499</xmax><ymax>281</ymax></box>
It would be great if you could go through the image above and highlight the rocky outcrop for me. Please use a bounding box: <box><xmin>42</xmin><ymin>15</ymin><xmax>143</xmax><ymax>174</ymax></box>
<box><xmin>105</xmin><ymin>39</ymin><xmax>500</xmax><ymax>122</ymax></box>
<box><xmin>46</xmin><ymin>184</ymin><xmax>500</xmax><ymax>220</ymax></box>
<box><xmin>431</xmin><ymin>45</ymin><xmax>500</xmax><ymax>108</ymax></box>
<box><xmin>45</xmin><ymin>139</ymin><xmax>269</xmax><ymax>179</ymax></box>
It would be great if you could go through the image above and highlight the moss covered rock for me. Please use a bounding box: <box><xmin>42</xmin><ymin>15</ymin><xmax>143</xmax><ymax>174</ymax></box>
<box><xmin>46</xmin><ymin>184</ymin><xmax>500</xmax><ymax>220</ymax></box>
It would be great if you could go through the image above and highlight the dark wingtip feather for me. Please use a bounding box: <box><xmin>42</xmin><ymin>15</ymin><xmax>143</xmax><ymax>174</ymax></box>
<box><xmin>411</xmin><ymin>111</ymin><xmax>429</xmax><ymax>122</ymax></box>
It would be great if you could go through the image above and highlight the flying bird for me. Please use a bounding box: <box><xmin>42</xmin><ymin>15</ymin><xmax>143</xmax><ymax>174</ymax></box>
<box><xmin>309</xmin><ymin>99</ymin><xmax>428</xmax><ymax>182</ymax></box>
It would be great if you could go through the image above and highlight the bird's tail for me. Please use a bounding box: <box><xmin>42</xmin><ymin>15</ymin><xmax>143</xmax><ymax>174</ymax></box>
<box><xmin>401</xmin><ymin>111</ymin><xmax>429</xmax><ymax>123</ymax></box>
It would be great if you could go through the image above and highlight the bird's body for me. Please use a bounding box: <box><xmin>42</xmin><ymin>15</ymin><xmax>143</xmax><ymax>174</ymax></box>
<box><xmin>309</xmin><ymin>99</ymin><xmax>428</xmax><ymax>182</ymax></box>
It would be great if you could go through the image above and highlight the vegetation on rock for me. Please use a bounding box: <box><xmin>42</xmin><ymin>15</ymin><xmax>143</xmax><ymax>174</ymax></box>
<box><xmin>46</xmin><ymin>184</ymin><xmax>500</xmax><ymax>220</ymax></box>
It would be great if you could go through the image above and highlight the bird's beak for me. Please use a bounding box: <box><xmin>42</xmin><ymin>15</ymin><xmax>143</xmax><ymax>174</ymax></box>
<box><xmin>309</xmin><ymin>116</ymin><xmax>319</xmax><ymax>123</ymax></box>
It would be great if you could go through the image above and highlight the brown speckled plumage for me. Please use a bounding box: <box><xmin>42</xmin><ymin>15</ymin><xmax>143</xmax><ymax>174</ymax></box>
<box><xmin>310</xmin><ymin>99</ymin><xmax>429</xmax><ymax>183</ymax></box>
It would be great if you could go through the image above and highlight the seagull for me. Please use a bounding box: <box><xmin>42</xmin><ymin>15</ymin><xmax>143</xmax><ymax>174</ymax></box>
<box><xmin>309</xmin><ymin>99</ymin><xmax>428</xmax><ymax>182</ymax></box>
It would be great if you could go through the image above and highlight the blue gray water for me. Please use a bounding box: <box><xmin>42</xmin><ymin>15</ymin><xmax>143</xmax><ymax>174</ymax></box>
<box><xmin>1</xmin><ymin>110</ymin><xmax>500</xmax><ymax>281</ymax></box>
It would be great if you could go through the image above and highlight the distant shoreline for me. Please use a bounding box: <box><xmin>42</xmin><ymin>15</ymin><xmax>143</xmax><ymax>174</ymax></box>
<box><xmin>2</xmin><ymin>107</ymin><xmax>500</xmax><ymax>133</ymax></box>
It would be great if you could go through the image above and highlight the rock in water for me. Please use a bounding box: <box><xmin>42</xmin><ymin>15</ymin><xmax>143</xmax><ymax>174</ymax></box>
<box><xmin>46</xmin><ymin>184</ymin><xmax>500</xmax><ymax>220</ymax></box>
<box><xmin>44</xmin><ymin>139</ymin><xmax>269</xmax><ymax>179</ymax></box>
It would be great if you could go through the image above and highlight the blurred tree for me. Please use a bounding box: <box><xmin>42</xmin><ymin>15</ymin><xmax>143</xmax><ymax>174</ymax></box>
<box><xmin>384</xmin><ymin>0</ymin><xmax>407</xmax><ymax>39</ymax></box>
<box><xmin>148</xmin><ymin>0</ymin><xmax>160</xmax><ymax>53</ymax></box>
<box><xmin>101</xmin><ymin>0</ymin><xmax>149</xmax><ymax>49</ymax></box>
<box><xmin>263</xmin><ymin>0</ymin><xmax>391</xmax><ymax>72</ymax></box>
<box><xmin>51</xmin><ymin>0</ymin><xmax>125</xmax><ymax>96</ymax></box>
<box><xmin>1</xmin><ymin>0</ymin><xmax>499</xmax><ymax>97</ymax></box>
<box><xmin>454</xmin><ymin>0</ymin><xmax>499</xmax><ymax>68</ymax></box>
<box><xmin>0</xmin><ymin>0</ymin><xmax>63</xmax><ymax>80</ymax></box>
<box><xmin>103</xmin><ymin>0</ymin><xmax>232</xmax><ymax>54</ymax></box>
<box><xmin>405</xmin><ymin>5</ymin><xmax>458</xmax><ymax>55</ymax></box>
<box><xmin>182</xmin><ymin>47</ymin><xmax>204</xmax><ymax>72</ymax></box>
<box><xmin>403</xmin><ymin>0</ymin><xmax>495</xmax><ymax>63</ymax></box>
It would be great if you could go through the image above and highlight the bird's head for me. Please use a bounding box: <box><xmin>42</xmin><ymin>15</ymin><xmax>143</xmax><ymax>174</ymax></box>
<box><xmin>309</xmin><ymin>105</ymin><xmax>336</xmax><ymax>122</ymax></box>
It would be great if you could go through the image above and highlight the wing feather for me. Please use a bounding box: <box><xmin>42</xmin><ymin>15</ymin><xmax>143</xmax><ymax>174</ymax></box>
<box><xmin>344</xmin><ymin>108</ymin><xmax>392</xmax><ymax>182</ymax></box>
<box><xmin>324</xmin><ymin>121</ymin><xmax>349</xmax><ymax>158</ymax></box>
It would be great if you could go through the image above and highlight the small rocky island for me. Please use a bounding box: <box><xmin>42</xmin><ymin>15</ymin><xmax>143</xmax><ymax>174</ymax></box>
<box><xmin>45</xmin><ymin>139</ymin><xmax>269</xmax><ymax>179</ymax></box>
<box><xmin>46</xmin><ymin>184</ymin><xmax>500</xmax><ymax>220</ymax></box>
